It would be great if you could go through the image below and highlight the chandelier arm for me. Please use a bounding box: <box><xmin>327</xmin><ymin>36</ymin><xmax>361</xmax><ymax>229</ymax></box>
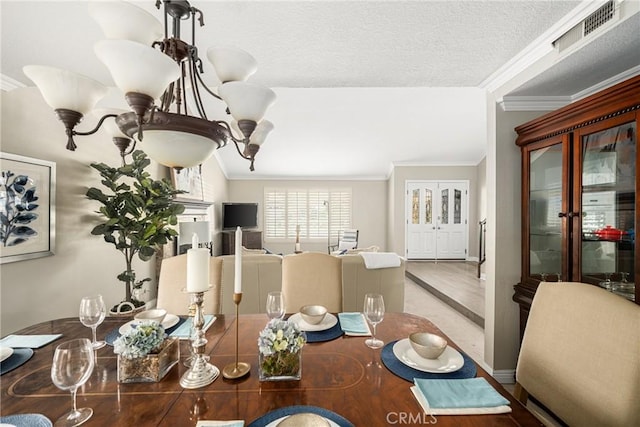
<box><xmin>193</xmin><ymin>70</ymin><xmax>223</xmax><ymax>101</ymax></box>
<box><xmin>73</xmin><ymin>113</ymin><xmax>119</xmax><ymax>137</ymax></box>
<box><xmin>216</xmin><ymin>120</ymin><xmax>245</xmax><ymax>145</ymax></box>
<box><xmin>188</xmin><ymin>58</ymin><xmax>208</xmax><ymax>119</ymax></box>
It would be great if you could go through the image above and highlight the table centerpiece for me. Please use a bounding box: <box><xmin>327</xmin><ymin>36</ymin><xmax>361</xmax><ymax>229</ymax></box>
<box><xmin>258</xmin><ymin>318</ymin><xmax>306</xmax><ymax>381</ymax></box>
<box><xmin>113</xmin><ymin>322</ymin><xmax>179</xmax><ymax>383</ymax></box>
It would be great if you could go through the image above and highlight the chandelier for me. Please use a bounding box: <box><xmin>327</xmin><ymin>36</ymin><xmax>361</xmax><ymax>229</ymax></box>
<box><xmin>23</xmin><ymin>0</ymin><xmax>276</xmax><ymax>171</ymax></box>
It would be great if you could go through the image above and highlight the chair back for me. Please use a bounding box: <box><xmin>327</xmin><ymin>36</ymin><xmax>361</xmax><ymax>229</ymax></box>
<box><xmin>156</xmin><ymin>254</ymin><xmax>222</xmax><ymax>315</ymax></box>
<box><xmin>338</xmin><ymin>229</ymin><xmax>359</xmax><ymax>250</ymax></box>
<box><xmin>282</xmin><ymin>252</ymin><xmax>343</xmax><ymax>313</ymax></box>
<box><xmin>515</xmin><ymin>282</ymin><xmax>640</xmax><ymax>427</ymax></box>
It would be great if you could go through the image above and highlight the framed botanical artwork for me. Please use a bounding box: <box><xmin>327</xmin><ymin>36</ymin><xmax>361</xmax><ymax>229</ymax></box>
<box><xmin>171</xmin><ymin>165</ymin><xmax>204</xmax><ymax>201</ymax></box>
<box><xmin>1</xmin><ymin>152</ymin><xmax>56</xmax><ymax>264</ymax></box>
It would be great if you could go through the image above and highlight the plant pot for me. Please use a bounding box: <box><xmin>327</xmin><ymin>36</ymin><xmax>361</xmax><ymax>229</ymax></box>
<box><xmin>117</xmin><ymin>337</ymin><xmax>180</xmax><ymax>383</ymax></box>
<box><xmin>109</xmin><ymin>301</ymin><xmax>146</xmax><ymax>317</ymax></box>
<box><xmin>259</xmin><ymin>350</ymin><xmax>302</xmax><ymax>381</ymax></box>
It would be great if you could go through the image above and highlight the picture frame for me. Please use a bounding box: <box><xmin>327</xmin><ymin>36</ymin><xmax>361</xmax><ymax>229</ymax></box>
<box><xmin>1</xmin><ymin>152</ymin><xmax>56</xmax><ymax>264</ymax></box>
<box><xmin>171</xmin><ymin>165</ymin><xmax>203</xmax><ymax>201</ymax></box>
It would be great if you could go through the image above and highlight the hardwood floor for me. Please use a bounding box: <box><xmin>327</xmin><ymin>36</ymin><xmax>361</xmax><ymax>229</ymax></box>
<box><xmin>405</xmin><ymin>260</ymin><xmax>485</xmax><ymax>328</ymax></box>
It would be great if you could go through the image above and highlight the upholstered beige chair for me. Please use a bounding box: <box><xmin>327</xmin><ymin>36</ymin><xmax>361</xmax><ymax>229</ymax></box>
<box><xmin>515</xmin><ymin>281</ymin><xmax>640</xmax><ymax>427</ymax></box>
<box><xmin>282</xmin><ymin>252</ymin><xmax>343</xmax><ymax>313</ymax></box>
<box><xmin>219</xmin><ymin>254</ymin><xmax>283</xmax><ymax>315</ymax></box>
<box><xmin>156</xmin><ymin>254</ymin><xmax>222</xmax><ymax>315</ymax></box>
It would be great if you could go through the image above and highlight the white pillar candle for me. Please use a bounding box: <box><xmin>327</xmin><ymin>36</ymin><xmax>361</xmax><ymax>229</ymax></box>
<box><xmin>187</xmin><ymin>233</ymin><xmax>209</xmax><ymax>292</ymax></box>
<box><xmin>234</xmin><ymin>226</ymin><xmax>242</xmax><ymax>293</ymax></box>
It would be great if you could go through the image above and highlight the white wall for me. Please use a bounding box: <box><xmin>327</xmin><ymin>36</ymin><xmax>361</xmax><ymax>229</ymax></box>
<box><xmin>0</xmin><ymin>88</ymin><xmax>229</xmax><ymax>335</ymax></box>
<box><xmin>226</xmin><ymin>179</ymin><xmax>387</xmax><ymax>255</ymax></box>
<box><xmin>484</xmin><ymin>103</ymin><xmax>547</xmax><ymax>372</ymax></box>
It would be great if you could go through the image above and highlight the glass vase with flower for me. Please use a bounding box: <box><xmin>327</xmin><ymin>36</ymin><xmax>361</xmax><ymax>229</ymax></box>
<box><xmin>258</xmin><ymin>319</ymin><xmax>306</xmax><ymax>381</ymax></box>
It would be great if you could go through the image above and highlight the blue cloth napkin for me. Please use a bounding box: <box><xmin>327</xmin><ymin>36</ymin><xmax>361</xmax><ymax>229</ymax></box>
<box><xmin>195</xmin><ymin>421</ymin><xmax>243</xmax><ymax>427</ymax></box>
<box><xmin>414</xmin><ymin>378</ymin><xmax>510</xmax><ymax>409</ymax></box>
<box><xmin>337</xmin><ymin>312</ymin><xmax>370</xmax><ymax>335</ymax></box>
<box><xmin>169</xmin><ymin>315</ymin><xmax>216</xmax><ymax>339</ymax></box>
<box><xmin>0</xmin><ymin>334</ymin><xmax>62</xmax><ymax>349</ymax></box>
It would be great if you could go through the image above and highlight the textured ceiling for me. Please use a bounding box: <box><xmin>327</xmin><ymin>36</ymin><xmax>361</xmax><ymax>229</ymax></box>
<box><xmin>2</xmin><ymin>1</ymin><xmax>637</xmax><ymax>179</ymax></box>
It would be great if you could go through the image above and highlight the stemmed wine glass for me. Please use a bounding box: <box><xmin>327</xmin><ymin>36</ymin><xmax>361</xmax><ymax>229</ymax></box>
<box><xmin>79</xmin><ymin>295</ymin><xmax>106</xmax><ymax>349</ymax></box>
<box><xmin>51</xmin><ymin>338</ymin><xmax>95</xmax><ymax>427</ymax></box>
<box><xmin>363</xmin><ymin>293</ymin><xmax>385</xmax><ymax>349</ymax></box>
<box><xmin>266</xmin><ymin>291</ymin><xmax>285</xmax><ymax>320</ymax></box>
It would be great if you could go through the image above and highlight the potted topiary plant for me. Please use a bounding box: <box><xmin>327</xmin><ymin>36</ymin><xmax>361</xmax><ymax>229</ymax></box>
<box><xmin>86</xmin><ymin>150</ymin><xmax>185</xmax><ymax>315</ymax></box>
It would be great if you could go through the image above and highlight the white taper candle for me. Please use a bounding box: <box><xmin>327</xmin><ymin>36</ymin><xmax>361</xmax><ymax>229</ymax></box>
<box><xmin>234</xmin><ymin>226</ymin><xmax>242</xmax><ymax>293</ymax></box>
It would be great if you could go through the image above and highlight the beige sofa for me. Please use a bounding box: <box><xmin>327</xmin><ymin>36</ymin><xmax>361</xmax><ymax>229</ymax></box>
<box><xmin>218</xmin><ymin>254</ymin><xmax>283</xmax><ymax>315</ymax></box>
<box><xmin>216</xmin><ymin>252</ymin><xmax>404</xmax><ymax>314</ymax></box>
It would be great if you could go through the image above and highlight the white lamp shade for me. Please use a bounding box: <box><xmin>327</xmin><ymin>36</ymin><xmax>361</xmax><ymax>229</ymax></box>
<box><xmin>250</xmin><ymin>120</ymin><xmax>274</xmax><ymax>146</ymax></box>
<box><xmin>206</xmin><ymin>47</ymin><xmax>257</xmax><ymax>82</ymax></box>
<box><xmin>23</xmin><ymin>65</ymin><xmax>107</xmax><ymax>113</ymax></box>
<box><xmin>139</xmin><ymin>130</ymin><xmax>217</xmax><ymax>168</ymax></box>
<box><xmin>90</xmin><ymin>108</ymin><xmax>129</xmax><ymax>138</ymax></box>
<box><xmin>88</xmin><ymin>1</ymin><xmax>163</xmax><ymax>46</ymax></box>
<box><xmin>94</xmin><ymin>39</ymin><xmax>180</xmax><ymax>99</ymax></box>
<box><xmin>218</xmin><ymin>82</ymin><xmax>276</xmax><ymax>123</ymax></box>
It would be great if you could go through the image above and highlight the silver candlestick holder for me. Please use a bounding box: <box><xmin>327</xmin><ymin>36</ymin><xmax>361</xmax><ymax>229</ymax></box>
<box><xmin>180</xmin><ymin>289</ymin><xmax>219</xmax><ymax>389</ymax></box>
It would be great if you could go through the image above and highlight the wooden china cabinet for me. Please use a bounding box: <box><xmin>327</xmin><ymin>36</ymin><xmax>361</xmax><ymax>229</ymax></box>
<box><xmin>513</xmin><ymin>75</ymin><xmax>640</xmax><ymax>338</ymax></box>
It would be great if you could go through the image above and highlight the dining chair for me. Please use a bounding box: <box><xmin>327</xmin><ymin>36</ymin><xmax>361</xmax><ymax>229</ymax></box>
<box><xmin>282</xmin><ymin>252</ymin><xmax>343</xmax><ymax>313</ymax></box>
<box><xmin>156</xmin><ymin>254</ymin><xmax>222</xmax><ymax>315</ymax></box>
<box><xmin>514</xmin><ymin>281</ymin><xmax>640</xmax><ymax>427</ymax></box>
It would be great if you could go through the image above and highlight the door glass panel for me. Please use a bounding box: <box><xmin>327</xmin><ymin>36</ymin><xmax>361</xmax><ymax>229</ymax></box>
<box><xmin>411</xmin><ymin>189</ymin><xmax>419</xmax><ymax>224</ymax></box>
<box><xmin>441</xmin><ymin>189</ymin><xmax>449</xmax><ymax>225</ymax></box>
<box><xmin>581</xmin><ymin>122</ymin><xmax>635</xmax><ymax>301</ymax></box>
<box><xmin>424</xmin><ymin>189</ymin><xmax>432</xmax><ymax>223</ymax></box>
<box><xmin>529</xmin><ymin>144</ymin><xmax>563</xmax><ymax>280</ymax></box>
<box><xmin>454</xmin><ymin>189</ymin><xmax>461</xmax><ymax>224</ymax></box>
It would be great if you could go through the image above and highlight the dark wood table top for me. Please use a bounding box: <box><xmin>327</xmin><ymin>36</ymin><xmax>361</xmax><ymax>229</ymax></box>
<box><xmin>1</xmin><ymin>313</ymin><xmax>542</xmax><ymax>426</ymax></box>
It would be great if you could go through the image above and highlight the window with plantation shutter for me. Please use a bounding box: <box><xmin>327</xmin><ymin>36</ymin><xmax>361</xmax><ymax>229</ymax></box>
<box><xmin>264</xmin><ymin>188</ymin><xmax>351</xmax><ymax>241</ymax></box>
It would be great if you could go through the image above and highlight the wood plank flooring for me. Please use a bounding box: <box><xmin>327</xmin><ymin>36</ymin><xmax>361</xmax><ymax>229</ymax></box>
<box><xmin>405</xmin><ymin>260</ymin><xmax>485</xmax><ymax>328</ymax></box>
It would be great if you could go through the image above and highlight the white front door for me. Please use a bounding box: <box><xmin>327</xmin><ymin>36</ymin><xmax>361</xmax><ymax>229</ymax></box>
<box><xmin>406</xmin><ymin>181</ymin><xmax>468</xmax><ymax>260</ymax></box>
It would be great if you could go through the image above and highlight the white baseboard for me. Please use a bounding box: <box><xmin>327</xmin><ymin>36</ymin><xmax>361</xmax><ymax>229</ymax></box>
<box><xmin>467</xmin><ymin>256</ymin><xmax>479</xmax><ymax>263</ymax></box>
<box><xmin>490</xmin><ymin>369</ymin><xmax>516</xmax><ymax>384</ymax></box>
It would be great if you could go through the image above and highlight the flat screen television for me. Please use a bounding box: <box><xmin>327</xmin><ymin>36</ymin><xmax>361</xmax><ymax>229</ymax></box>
<box><xmin>222</xmin><ymin>203</ymin><xmax>258</xmax><ymax>230</ymax></box>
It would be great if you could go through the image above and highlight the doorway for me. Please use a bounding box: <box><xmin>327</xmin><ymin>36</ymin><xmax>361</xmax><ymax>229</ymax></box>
<box><xmin>405</xmin><ymin>180</ymin><xmax>469</xmax><ymax>259</ymax></box>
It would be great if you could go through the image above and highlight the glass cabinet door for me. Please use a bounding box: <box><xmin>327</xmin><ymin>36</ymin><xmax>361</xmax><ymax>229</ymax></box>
<box><xmin>527</xmin><ymin>137</ymin><xmax>568</xmax><ymax>282</ymax></box>
<box><xmin>577</xmin><ymin>117</ymin><xmax>636</xmax><ymax>302</ymax></box>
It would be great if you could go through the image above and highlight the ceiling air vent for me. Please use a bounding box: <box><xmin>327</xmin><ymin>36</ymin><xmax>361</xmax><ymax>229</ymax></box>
<box><xmin>584</xmin><ymin>0</ymin><xmax>616</xmax><ymax>36</ymax></box>
<box><xmin>553</xmin><ymin>0</ymin><xmax>619</xmax><ymax>53</ymax></box>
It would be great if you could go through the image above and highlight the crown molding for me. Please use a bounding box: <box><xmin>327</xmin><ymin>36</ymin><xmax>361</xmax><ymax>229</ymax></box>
<box><xmin>500</xmin><ymin>65</ymin><xmax>640</xmax><ymax>111</ymax></box>
<box><xmin>480</xmin><ymin>1</ymin><xmax>607</xmax><ymax>94</ymax></box>
<box><xmin>1</xmin><ymin>74</ymin><xmax>25</xmax><ymax>92</ymax></box>
<box><xmin>499</xmin><ymin>96</ymin><xmax>571</xmax><ymax>112</ymax></box>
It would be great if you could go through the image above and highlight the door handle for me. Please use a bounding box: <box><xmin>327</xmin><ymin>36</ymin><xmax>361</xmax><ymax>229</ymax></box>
<box><xmin>568</xmin><ymin>212</ymin><xmax>580</xmax><ymax>218</ymax></box>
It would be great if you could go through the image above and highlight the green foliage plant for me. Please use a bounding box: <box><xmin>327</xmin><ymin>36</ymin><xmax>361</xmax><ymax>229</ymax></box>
<box><xmin>86</xmin><ymin>150</ymin><xmax>185</xmax><ymax>311</ymax></box>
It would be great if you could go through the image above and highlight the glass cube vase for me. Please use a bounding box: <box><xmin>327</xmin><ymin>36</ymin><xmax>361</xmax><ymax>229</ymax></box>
<box><xmin>259</xmin><ymin>350</ymin><xmax>302</xmax><ymax>381</ymax></box>
<box><xmin>117</xmin><ymin>337</ymin><xmax>180</xmax><ymax>383</ymax></box>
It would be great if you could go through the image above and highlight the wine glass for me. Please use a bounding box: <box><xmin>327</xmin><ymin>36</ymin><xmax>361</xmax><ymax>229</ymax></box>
<box><xmin>79</xmin><ymin>295</ymin><xmax>106</xmax><ymax>349</ymax></box>
<box><xmin>266</xmin><ymin>291</ymin><xmax>285</xmax><ymax>320</ymax></box>
<box><xmin>363</xmin><ymin>293</ymin><xmax>385</xmax><ymax>349</ymax></box>
<box><xmin>51</xmin><ymin>338</ymin><xmax>95</xmax><ymax>427</ymax></box>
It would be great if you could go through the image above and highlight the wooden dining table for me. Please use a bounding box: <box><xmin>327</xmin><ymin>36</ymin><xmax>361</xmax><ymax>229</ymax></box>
<box><xmin>1</xmin><ymin>312</ymin><xmax>542</xmax><ymax>426</ymax></box>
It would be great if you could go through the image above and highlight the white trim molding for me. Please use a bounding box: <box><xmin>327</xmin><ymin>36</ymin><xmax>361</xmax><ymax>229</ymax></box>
<box><xmin>1</xmin><ymin>74</ymin><xmax>25</xmax><ymax>92</ymax></box>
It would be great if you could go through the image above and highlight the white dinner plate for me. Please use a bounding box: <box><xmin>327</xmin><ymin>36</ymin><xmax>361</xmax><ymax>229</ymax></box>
<box><xmin>392</xmin><ymin>338</ymin><xmax>464</xmax><ymax>373</ymax></box>
<box><xmin>266</xmin><ymin>415</ymin><xmax>339</xmax><ymax>427</ymax></box>
<box><xmin>0</xmin><ymin>346</ymin><xmax>13</xmax><ymax>363</ymax></box>
<box><xmin>119</xmin><ymin>313</ymin><xmax>180</xmax><ymax>335</ymax></box>
<box><xmin>289</xmin><ymin>312</ymin><xmax>338</xmax><ymax>332</ymax></box>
